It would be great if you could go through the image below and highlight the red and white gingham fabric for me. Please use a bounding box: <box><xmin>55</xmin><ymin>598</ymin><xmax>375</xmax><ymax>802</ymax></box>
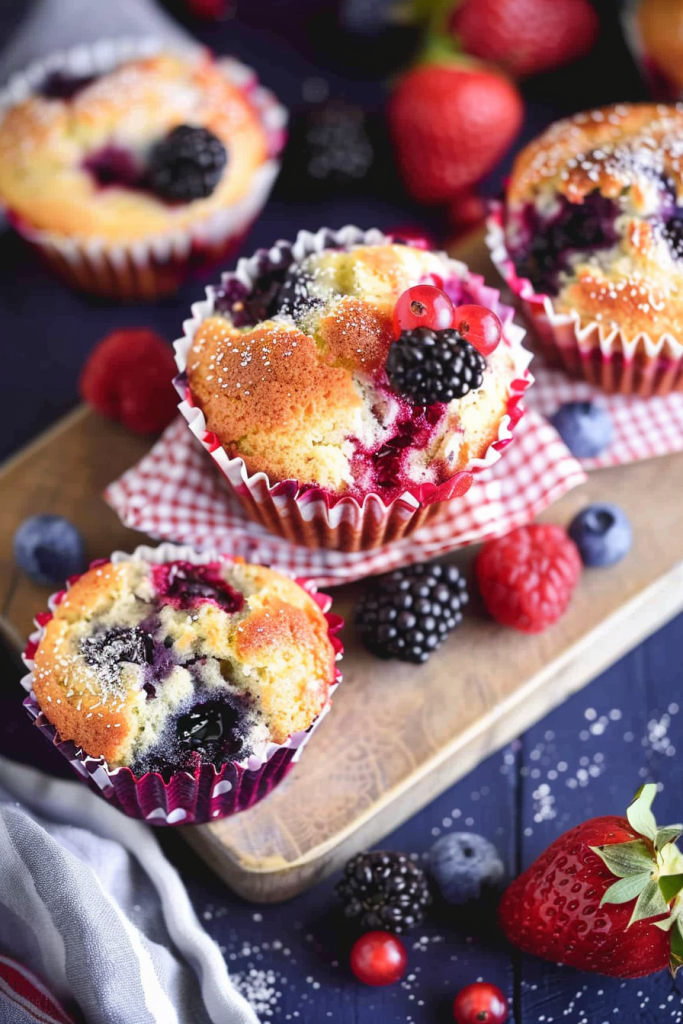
<box><xmin>528</xmin><ymin>365</ymin><xmax>683</xmax><ymax>468</ymax></box>
<box><xmin>105</xmin><ymin>410</ymin><xmax>585</xmax><ymax>586</ymax></box>
<box><xmin>105</xmin><ymin>365</ymin><xmax>683</xmax><ymax>585</ymax></box>
<box><xmin>0</xmin><ymin>956</ymin><xmax>75</xmax><ymax>1024</ymax></box>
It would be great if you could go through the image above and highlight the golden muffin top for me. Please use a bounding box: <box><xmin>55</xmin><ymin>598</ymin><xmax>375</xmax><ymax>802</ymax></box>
<box><xmin>184</xmin><ymin>239</ymin><xmax>521</xmax><ymax>499</ymax></box>
<box><xmin>31</xmin><ymin>555</ymin><xmax>337</xmax><ymax>772</ymax></box>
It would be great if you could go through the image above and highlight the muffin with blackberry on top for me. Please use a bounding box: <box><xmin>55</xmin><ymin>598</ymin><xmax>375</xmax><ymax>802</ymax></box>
<box><xmin>176</xmin><ymin>227</ymin><xmax>532</xmax><ymax>550</ymax></box>
<box><xmin>494</xmin><ymin>103</ymin><xmax>683</xmax><ymax>394</ymax></box>
<box><xmin>23</xmin><ymin>548</ymin><xmax>342</xmax><ymax>823</ymax></box>
<box><xmin>0</xmin><ymin>42</ymin><xmax>285</xmax><ymax>300</ymax></box>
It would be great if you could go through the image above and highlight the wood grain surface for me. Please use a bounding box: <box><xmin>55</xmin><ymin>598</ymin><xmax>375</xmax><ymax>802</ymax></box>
<box><xmin>2</xmin><ymin>233</ymin><xmax>683</xmax><ymax>903</ymax></box>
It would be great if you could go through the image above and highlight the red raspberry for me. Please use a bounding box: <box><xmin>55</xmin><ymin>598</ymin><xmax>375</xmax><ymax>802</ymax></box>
<box><xmin>79</xmin><ymin>329</ymin><xmax>178</xmax><ymax>435</ymax></box>
<box><xmin>476</xmin><ymin>524</ymin><xmax>581</xmax><ymax>633</ymax></box>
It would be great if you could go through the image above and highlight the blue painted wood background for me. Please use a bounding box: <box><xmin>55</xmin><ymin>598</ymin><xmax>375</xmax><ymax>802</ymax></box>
<box><xmin>2</xmin><ymin>1</ymin><xmax>683</xmax><ymax>1020</ymax></box>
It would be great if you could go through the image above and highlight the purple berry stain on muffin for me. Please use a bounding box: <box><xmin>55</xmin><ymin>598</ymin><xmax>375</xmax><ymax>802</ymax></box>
<box><xmin>508</xmin><ymin>191</ymin><xmax>619</xmax><ymax>297</ymax></box>
<box><xmin>152</xmin><ymin>561</ymin><xmax>244</xmax><ymax>613</ymax></box>
<box><xmin>39</xmin><ymin>70</ymin><xmax>98</xmax><ymax>100</ymax></box>
<box><xmin>83</xmin><ymin>146</ymin><xmax>142</xmax><ymax>189</ymax></box>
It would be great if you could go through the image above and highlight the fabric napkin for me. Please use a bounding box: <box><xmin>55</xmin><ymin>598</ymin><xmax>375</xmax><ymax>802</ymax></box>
<box><xmin>0</xmin><ymin>756</ymin><xmax>259</xmax><ymax>1024</ymax></box>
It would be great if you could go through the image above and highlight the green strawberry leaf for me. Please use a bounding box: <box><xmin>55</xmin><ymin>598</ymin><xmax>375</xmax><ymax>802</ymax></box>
<box><xmin>590</xmin><ymin>839</ymin><xmax>654</xmax><ymax>878</ymax></box>
<box><xmin>627</xmin><ymin>784</ymin><xmax>659</xmax><ymax>843</ymax></box>
<box><xmin>660</xmin><ymin>874</ymin><xmax>683</xmax><ymax>905</ymax></box>
<box><xmin>601</xmin><ymin>872</ymin><xmax>652</xmax><ymax>907</ymax></box>
<box><xmin>655</xmin><ymin>826</ymin><xmax>683</xmax><ymax>853</ymax></box>
<box><xmin>628</xmin><ymin>878</ymin><xmax>669</xmax><ymax>927</ymax></box>
<box><xmin>669</xmin><ymin>919</ymin><xmax>683</xmax><ymax>977</ymax></box>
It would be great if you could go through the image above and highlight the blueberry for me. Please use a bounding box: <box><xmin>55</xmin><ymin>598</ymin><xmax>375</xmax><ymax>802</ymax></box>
<box><xmin>550</xmin><ymin>401</ymin><xmax>614</xmax><ymax>458</ymax></box>
<box><xmin>14</xmin><ymin>514</ymin><xmax>87</xmax><ymax>586</ymax></box>
<box><xmin>568</xmin><ymin>503</ymin><xmax>633</xmax><ymax>567</ymax></box>
<box><xmin>427</xmin><ymin>833</ymin><xmax>505</xmax><ymax>905</ymax></box>
<box><xmin>176</xmin><ymin>699</ymin><xmax>246</xmax><ymax>763</ymax></box>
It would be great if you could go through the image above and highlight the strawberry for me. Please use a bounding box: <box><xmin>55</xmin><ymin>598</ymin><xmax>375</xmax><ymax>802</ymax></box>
<box><xmin>451</xmin><ymin>0</ymin><xmax>600</xmax><ymax>80</ymax></box>
<box><xmin>499</xmin><ymin>785</ymin><xmax>683</xmax><ymax>978</ymax></box>
<box><xmin>388</xmin><ymin>59</ymin><xmax>524</xmax><ymax>203</ymax></box>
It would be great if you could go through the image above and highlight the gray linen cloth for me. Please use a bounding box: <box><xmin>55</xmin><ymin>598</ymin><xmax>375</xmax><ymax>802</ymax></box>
<box><xmin>0</xmin><ymin>756</ymin><xmax>260</xmax><ymax>1024</ymax></box>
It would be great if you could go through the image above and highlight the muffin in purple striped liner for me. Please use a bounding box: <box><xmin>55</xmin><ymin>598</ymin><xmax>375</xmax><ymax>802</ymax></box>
<box><xmin>21</xmin><ymin>543</ymin><xmax>343</xmax><ymax>825</ymax></box>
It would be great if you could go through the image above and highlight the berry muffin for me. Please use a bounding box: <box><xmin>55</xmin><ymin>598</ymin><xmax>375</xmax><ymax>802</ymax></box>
<box><xmin>629</xmin><ymin>0</ymin><xmax>683</xmax><ymax>99</ymax></box>
<box><xmin>22</xmin><ymin>545</ymin><xmax>342</xmax><ymax>824</ymax></box>
<box><xmin>0</xmin><ymin>40</ymin><xmax>285</xmax><ymax>300</ymax></box>
<box><xmin>489</xmin><ymin>103</ymin><xmax>683</xmax><ymax>394</ymax></box>
<box><xmin>175</xmin><ymin>226</ymin><xmax>532</xmax><ymax>551</ymax></box>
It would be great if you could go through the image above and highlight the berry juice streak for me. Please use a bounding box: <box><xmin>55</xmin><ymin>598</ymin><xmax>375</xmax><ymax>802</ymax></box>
<box><xmin>151</xmin><ymin>561</ymin><xmax>244</xmax><ymax>613</ymax></box>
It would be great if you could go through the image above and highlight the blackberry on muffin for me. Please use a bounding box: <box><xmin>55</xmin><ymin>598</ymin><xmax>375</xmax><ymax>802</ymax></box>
<box><xmin>29</xmin><ymin>556</ymin><xmax>338</xmax><ymax>776</ymax></box>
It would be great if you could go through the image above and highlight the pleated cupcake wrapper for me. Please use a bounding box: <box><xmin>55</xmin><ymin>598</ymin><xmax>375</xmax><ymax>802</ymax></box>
<box><xmin>486</xmin><ymin>205</ymin><xmax>683</xmax><ymax>396</ymax></box>
<box><xmin>0</xmin><ymin>38</ymin><xmax>287</xmax><ymax>301</ymax></box>
<box><xmin>20</xmin><ymin>542</ymin><xmax>343</xmax><ymax>826</ymax></box>
<box><xmin>173</xmin><ymin>225</ymin><xmax>534</xmax><ymax>552</ymax></box>
<box><xmin>620</xmin><ymin>0</ymin><xmax>683</xmax><ymax>102</ymax></box>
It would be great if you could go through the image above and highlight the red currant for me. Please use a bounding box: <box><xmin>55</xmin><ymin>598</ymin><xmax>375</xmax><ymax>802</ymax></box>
<box><xmin>350</xmin><ymin>931</ymin><xmax>408</xmax><ymax>987</ymax></box>
<box><xmin>453</xmin><ymin>982</ymin><xmax>508</xmax><ymax>1024</ymax></box>
<box><xmin>454</xmin><ymin>305</ymin><xmax>502</xmax><ymax>356</ymax></box>
<box><xmin>393</xmin><ymin>285</ymin><xmax>454</xmax><ymax>337</ymax></box>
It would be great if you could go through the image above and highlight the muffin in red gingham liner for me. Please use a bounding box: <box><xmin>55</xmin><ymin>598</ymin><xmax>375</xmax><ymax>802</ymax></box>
<box><xmin>174</xmin><ymin>225</ymin><xmax>533</xmax><ymax>552</ymax></box>
<box><xmin>20</xmin><ymin>543</ymin><xmax>343</xmax><ymax>826</ymax></box>
<box><xmin>0</xmin><ymin>38</ymin><xmax>286</xmax><ymax>301</ymax></box>
<box><xmin>488</xmin><ymin>103</ymin><xmax>683</xmax><ymax>396</ymax></box>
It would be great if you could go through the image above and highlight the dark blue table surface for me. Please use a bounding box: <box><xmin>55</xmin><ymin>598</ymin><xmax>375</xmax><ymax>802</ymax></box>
<box><xmin>2</xmin><ymin>1</ymin><xmax>683</xmax><ymax>1021</ymax></box>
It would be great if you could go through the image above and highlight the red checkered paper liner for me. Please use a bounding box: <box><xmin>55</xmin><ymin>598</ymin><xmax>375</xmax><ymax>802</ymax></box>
<box><xmin>527</xmin><ymin>365</ymin><xmax>683</xmax><ymax>469</ymax></box>
<box><xmin>105</xmin><ymin>411</ymin><xmax>586</xmax><ymax>586</ymax></box>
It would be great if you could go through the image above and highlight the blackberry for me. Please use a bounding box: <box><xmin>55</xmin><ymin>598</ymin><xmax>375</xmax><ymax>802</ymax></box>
<box><xmin>386</xmin><ymin>328</ymin><xmax>486</xmax><ymax>406</ymax></box>
<box><xmin>148</xmin><ymin>125</ymin><xmax>227</xmax><ymax>202</ymax></box>
<box><xmin>278</xmin><ymin>101</ymin><xmax>375</xmax><ymax>198</ymax></box>
<box><xmin>337</xmin><ymin>851</ymin><xmax>431</xmax><ymax>934</ymax></box>
<box><xmin>356</xmin><ymin>562</ymin><xmax>468</xmax><ymax>664</ymax></box>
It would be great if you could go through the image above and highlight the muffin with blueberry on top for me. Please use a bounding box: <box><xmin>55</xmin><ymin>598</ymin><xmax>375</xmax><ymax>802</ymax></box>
<box><xmin>495</xmin><ymin>103</ymin><xmax>683</xmax><ymax>394</ymax></box>
<box><xmin>0</xmin><ymin>43</ymin><xmax>285</xmax><ymax>300</ymax></box>
<box><xmin>176</xmin><ymin>227</ymin><xmax>532</xmax><ymax>551</ymax></box>
<box><xmin>23</xmin><ymin>548</ymin><xmax>342</xmax><ymax>823</ymax></box>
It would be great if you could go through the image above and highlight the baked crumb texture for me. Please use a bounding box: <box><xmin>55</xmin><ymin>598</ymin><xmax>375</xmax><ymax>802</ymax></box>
<box><xmin>185</xmin><ymin>241</ymin><xmax>520</xmax><ymax>499</ymax></box>
<box><xmin>29</xmin><ymin>556</ymin><xmax>337</xmax><ymax>774</ymax></box>
<box><xmin>505</xmin><ymin>103</ymin><xmax>683</xmax><ymax>347</ymax></box>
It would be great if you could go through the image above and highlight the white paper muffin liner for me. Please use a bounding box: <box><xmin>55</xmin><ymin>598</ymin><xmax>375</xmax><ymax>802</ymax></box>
<box><xmin>173</xmin><ymin>225</ymin><xmax>534</xmax><ymax>552</ymax></box>
<box><xmin>20</xmin><ymin>543</ymin><xmax>343</xmax><ymax>826</ymax></box>
<box><xmin>0</xmin><ymin>38</ymin><xmax>287</xmax><ymax>301</ymax></box>
<box><xmin>486</xmin><ymin>204</ymin><xmax>683</xmax><ymax>396</ymax></box>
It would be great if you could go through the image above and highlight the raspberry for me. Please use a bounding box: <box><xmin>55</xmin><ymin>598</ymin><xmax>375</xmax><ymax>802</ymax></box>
<box><xmin>79</xmin><ymin>329</ymin><xmax>178</xmax><ymax>434</ymax></box>
<box><xmin>476</xmin><ymin>524</ymin><xmax>581</xmax><ymax>633</ymax></box>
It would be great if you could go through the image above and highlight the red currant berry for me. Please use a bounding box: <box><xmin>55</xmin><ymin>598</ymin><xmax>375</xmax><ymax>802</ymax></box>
<box><xmin>350</xmin><ymin>931</ymin><xmax>408</xmax><ymax>987</ymax></box>
<box><xmin>454</xmin><ymin>305</ymin><xmax>502</xmax><ymax>356</ymax></box>
<box><xmin>453</xmin><ymin>982</ymin><xmax>508</xmax><ymax>1024</ymax></box>
<box><xmin>393</xmin><ymin>285</ymin><xmax>454</xmax><ymax>337</ymax></box>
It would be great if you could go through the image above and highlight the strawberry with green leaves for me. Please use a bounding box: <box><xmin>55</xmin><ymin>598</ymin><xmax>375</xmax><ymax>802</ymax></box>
<box><xmin>499</xmin><ymin>785</ymin><xmax>683</xmax><ymax>978</ymax></box>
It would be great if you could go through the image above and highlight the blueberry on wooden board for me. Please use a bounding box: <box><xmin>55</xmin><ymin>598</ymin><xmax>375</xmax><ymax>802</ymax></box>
<box><xmin>14</xmin><ymin>514</ymin><xmax>87</xmax><ymax>587</ymax></box>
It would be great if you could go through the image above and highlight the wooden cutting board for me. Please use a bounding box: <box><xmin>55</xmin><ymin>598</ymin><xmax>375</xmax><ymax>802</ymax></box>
<box><xmin>2</xmin><ymin>232</ymin><xmax>683</xmax><ymax>902</ymax></box>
